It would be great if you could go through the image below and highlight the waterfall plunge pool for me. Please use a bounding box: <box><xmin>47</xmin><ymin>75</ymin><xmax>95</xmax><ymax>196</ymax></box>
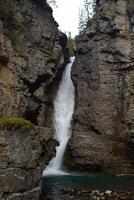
<box><xmin>42</xmin><ymin>57</ymin><xmax>134</xmax><ymax>199</ymax></box>
<box><xmin>43</xmin><ymin>172</ymin><xmax>134</xmax><ymax>190</ymax></box>
<box><xmin>42</xmin><ymin>172</ymin><xmax>134</xmax><ymax>199</ymax></box>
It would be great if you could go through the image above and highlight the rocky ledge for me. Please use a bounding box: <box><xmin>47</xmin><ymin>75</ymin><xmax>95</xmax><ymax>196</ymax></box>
<box><xmin>62</xmin><ymin>188</ymin><xmax>134</xmax><ymax>200</ymax></box>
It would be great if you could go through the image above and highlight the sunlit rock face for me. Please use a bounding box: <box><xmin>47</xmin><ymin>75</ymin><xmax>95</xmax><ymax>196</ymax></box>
<box><xmin>69</xmin><ymin>0</ymin><xmax>134</xmax><ymax>173</ymax></box>
<box><xmin>0</xmin><ymin>0</ymin><xmax>69</xmax><ymax>199</ymax></box>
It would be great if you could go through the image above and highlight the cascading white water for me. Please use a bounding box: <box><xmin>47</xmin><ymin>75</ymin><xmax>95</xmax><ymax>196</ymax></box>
<box><xmin>43</xmin><ymin>57</ymin><xmax>75</xmax><ymax>176</ymax></box>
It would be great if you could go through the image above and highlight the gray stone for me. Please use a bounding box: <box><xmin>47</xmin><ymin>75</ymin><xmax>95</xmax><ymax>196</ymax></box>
<box><xmin>0</xmin><ymin>0</ymin><xmax>68</xmax><ymax>199</ymax></box>
<box><xmin>70</xmin><ymin>0</ymin><xmax>134</xmax><ymax>173</ymax></box>
<box><xmin>0</xmin><ymin>128</ymin><xmax>57</xmax><ymax>199</ymax></box>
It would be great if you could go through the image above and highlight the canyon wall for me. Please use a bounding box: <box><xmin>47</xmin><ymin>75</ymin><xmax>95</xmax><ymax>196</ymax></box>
<box><xmin>0</xmin><ymin>0</ymin><xmax>68</xmax><ymax>199</ymax></box>
<box><xmin>69</xmin><ymin>0</ymin><xmax>134</xmax><ymax>173</ymax></box>
<box><xmin>0</xmin><ymin>0</ymin><xmax>134</xmax><ymax>199</ymax></box>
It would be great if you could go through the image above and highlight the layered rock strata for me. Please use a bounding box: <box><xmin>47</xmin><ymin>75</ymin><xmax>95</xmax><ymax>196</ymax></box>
<box><xmin>0</xmin><ymin>0</ymin><xmax>69</xmax><ymax>199</ymax></box>
<box><xmin>0</xmin><ymin>127</ymin><xmax>57</xmax><ymax>200</ymax></box>
<box><xmin>69</xmin><ymin>0</ymin><xmax>134</xmax><ymax>173</ymax></box>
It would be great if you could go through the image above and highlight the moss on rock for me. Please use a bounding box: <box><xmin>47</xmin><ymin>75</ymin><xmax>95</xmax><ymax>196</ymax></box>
<box><xmin>39</xmin><ymin>48</ymin><xmax>58</xmax><ymax>62</ymax></box>
<box><xmin>0</xmin><ymin>117</ymin><xmax>34</xmax><ymax>130</ymax></box>
<box><xmin>14</xmin><ymin>47</ymin><xmax>28</xmax><ymax>59</ymax></box>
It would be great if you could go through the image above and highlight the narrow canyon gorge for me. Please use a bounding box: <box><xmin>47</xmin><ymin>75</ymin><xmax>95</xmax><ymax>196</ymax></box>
<box><xmin>0</xmin><ymin>0</ymin><xmax>134</xmax><ymax>199</ymax></box>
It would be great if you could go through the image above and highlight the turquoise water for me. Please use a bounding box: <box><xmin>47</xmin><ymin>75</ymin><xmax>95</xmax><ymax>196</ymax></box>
<box><xmin>43</xmin><ymin>172</ymin><xmax>134</xmax><ymax>191</ymax></box>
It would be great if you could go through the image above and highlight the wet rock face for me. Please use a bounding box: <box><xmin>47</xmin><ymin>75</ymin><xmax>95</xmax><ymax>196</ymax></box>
<box><xmin>70</xmin><ymin>0</ymin><xmax>134</xmax><ymax>173</ymax></box>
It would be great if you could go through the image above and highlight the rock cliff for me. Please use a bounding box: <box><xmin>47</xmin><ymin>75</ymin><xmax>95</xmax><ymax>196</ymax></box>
<box><xmin>69</xmin><ymin>0</ymin><xmax>134</xmax><ymax>173</ymax></box>
<box><xmin>0</xmin><ymin>0</ymin><xmax>69</xmax><ymax>199</ymax></box>
<box><xmin>0</xmin><ymin>0</ymin><xmax>69</xmax><ymax>126</ymax></box>
<box><xmin>0</xmin><ymin>127</ymin><xmax>57</xmax><ymax>200</ymax></box>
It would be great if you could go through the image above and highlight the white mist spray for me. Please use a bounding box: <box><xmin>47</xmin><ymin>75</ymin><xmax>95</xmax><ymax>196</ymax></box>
<box><xmin>43</xmin><ymin>57</ymin><xmax>75</xmax><ymax>176</ymax></box>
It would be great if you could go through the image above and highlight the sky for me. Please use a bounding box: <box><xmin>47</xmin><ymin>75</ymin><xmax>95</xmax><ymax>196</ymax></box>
<box><xmin>52</xmin><ymin>0</ymin><xmax>84</xmax><ymax>37</ymax></box>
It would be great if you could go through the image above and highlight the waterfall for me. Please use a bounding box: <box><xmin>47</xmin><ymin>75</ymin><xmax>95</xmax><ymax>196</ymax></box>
<box><xmin>43</xmin><ymin>57</ymin><xmax>75</xmax><ymax>176</ymax></box>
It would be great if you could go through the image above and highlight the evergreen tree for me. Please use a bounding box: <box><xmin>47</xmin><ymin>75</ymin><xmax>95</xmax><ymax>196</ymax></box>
<box><xmin>78</xmin><ymin>0</ymin><xmax>96</xmax><ymax>33</ymax></box>
<box><xmin>78</xmin><ymin>8</ymin><xmax>86</xmax><ymax>33</ymax></box>
<box><xmin>67</xmin><ymin>32</ymin><xmax>75</xmax><ymax>57</ymax></box>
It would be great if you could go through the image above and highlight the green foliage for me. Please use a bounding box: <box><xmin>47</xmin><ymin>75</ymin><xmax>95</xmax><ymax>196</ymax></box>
<box><xmin>67</xmin><ymin>32</ymin><xmax>75</xmax><ymax>57</ymax></box>
<box><xmin>39</xmin><ymin>48</ymin><xmax>58</xmax><ymax>62</ymax></box>
<box><xmin>12</xmin><ymin>18</ymin><xmax>23</xmax><ymax>30</ymax></box>
<box><xmin>110</xmin><ymin>5</ymin><xmax>116</xmax><ymax>19</ymax></box>
<box><xmin>14</xmin><ymin>48</ymin><xmax>28</xmax><ymax>60</ymax></box>
<box><xmin>0</xmin><ymin>0</ymin><xmax>14</xmax><ymax>20</ymax></box>
<box><xmin>84</xmin><ymin>4</ymin><xmax>101</xmax><ymax>28</ymax></box>
<box><xmin>8</xmin><ymin>16</ymin><xmax>24</xmax><ymax>46</ymax></box>
<box><xmin>0</xmin><ymin>1</ymin><xmax>25</xmax><ymax>47</ymax></box>
<box><xmin>79</xmin><ymin>9</ymin><xmax>87</xmax><ymax>33</ymax></box>
<box><xmin>78</xmin><ymin>0</ymin><xmax>96</xmax><ymax>33</ymax></box>
<box><xmin>39</xmin><ymin>48</ymin><xmax>53</xmax><ymax>56</ymax></box>
<box><xmin>0</xmin><ymin>117</ymin><xmax>34</xmax><ymax>130</ymax></box>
